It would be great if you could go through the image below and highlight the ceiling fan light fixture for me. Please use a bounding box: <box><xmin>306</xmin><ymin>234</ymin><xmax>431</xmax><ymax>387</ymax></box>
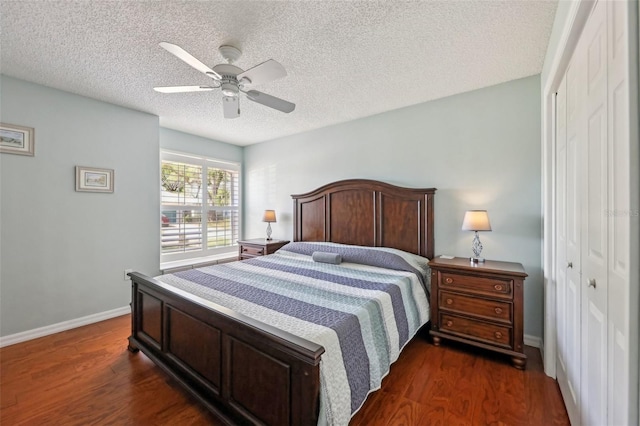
<box><xmin>221</xmin><ymin>82</ymin><xmax>238</xmax><ymax>97</ymax></box>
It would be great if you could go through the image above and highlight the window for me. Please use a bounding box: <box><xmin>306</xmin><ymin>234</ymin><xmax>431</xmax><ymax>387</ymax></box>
<box><xmin>161</xmin><ymin>151</ymin><xmax>240</xmax><ymax>261</ymax></box>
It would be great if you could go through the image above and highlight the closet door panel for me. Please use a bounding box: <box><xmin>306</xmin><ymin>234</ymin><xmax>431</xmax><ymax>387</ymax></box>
<box><xmin>567</xmin><ymin>28</ymin><xmax>585</xmax><ymax>400</ymax></box>
<box><xmin>555</xmin><ymin>78</ymin><xmax>567</xmax><ymax>375</ymax></box>
<box><xmin>555</xmin><ymin>75</ymin><xmax>580</xmax><ymax>419</ymax></box>
<box><xmin>560</xmin><ymin>41</ymin><xmax>583</xmax><ymax>426</ymax></box>
<box><xmin>580</xmin><ymin>2</ymin><xmax>608</xmax><ymax>425</ymax></box>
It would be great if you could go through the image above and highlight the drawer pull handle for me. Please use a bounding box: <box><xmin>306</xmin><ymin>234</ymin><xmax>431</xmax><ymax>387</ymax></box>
<box><xmin>494</xmin><ymin>332</ymin><xmax>503</xmax><ymax>339</ymax></box>
<box><xmin>446</xmin><ymin>298</ymin><xmax>453</xmax><ymax>305</ymax></box>
<box><xmin>445</xmin><ymin>277</ymin><xmax>453</xmax><ymax>284</ymax></box>
<box><xmin>258</xmin><ymin>249</ymin><xmax>264</xmax><ymax>255</ymax></box>
<box><xmin>494</xmin><ymin>284</ymin><xmax>504</xmax><ymax>291</ymax></box>
<box><xmin>494</xmin><ymin>307</ymin><xmax>503</xmax><ymax>314</ymax></box>
<box><xmin>446</xmin><ymin>320</ymin><xmax>453</xmax><ymax>327</ymax></box>
<box><xmin>242</xmin><ymin>248</ymin><xmax>248</xmax><ymax>252</ymax></box>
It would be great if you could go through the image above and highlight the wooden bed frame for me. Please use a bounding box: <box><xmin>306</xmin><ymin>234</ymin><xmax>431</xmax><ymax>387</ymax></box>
<box><xmin>128</xmin><ymin>179</ymin><xmax>436</xmax><ymax>425</ymax></box>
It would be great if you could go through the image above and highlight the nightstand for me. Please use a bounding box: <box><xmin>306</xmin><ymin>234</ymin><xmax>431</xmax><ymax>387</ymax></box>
<box><xmin>237</xmin><ymin>238</ymin><xmax>290</xmax><ymax>260</ymax></box>
<box><xmin>429</xmin><ymin>257</ymin><xmax>528</xmax><ymax>369</ymax></box>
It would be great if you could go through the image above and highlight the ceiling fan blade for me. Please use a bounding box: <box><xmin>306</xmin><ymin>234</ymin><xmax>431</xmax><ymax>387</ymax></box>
<box><xmin>245</xmin><ymin>90</ymin><xmax>295</xmax><ymax>113</ymax></box>
<box><xmin>154</xmin><ymin>85</ymin><xmax>216</xmax><ymax>93</ymax></box>
<box><xmin>159</xmin><ymin>42</ymin><xmax>221</xmax><ymax>80</ymax></box>
<box><xmin>222</xmin><ymin>96</ymin><xmax>240</xmax><ymax>119</ymax></box>
<box><xmin>237</xmin><ymin>60</ymin><xmax>287</xmax><ymax>86</ymax></box>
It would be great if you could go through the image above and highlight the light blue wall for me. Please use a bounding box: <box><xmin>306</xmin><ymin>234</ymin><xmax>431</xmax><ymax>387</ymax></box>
<box><xmin>0</xmin><ymin>76</ymin><xmax>160</xmax><ymax>336</ymax></box>
<box><xmin>160</xmin><ymin>127</ymin><xmax>243</xmax><ymax>163</ymax></box>
<box><xmin>244</xmin><ymin>75</ymin><xmax>544</xmax><ymax>338</ymax></box>
<box><xmin>0</xmin><ymin>73</ymin><xmax>544</xmax><ymax>340</ymax></box>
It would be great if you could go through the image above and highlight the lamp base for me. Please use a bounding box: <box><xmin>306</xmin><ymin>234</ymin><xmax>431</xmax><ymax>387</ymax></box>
<box><xmin>470</xmin><ymin>231</ymin><xmax>485</xmax><ymax>264</ymax></box>
<box><xmin>266</xmin><ymin>222</ymin><xmax>273</xmax><ymax>241</ymax></box>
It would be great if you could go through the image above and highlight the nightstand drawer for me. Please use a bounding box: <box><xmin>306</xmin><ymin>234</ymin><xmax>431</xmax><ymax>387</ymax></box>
<box><xmin>440</xmin><ymin>272</ymin><xmax>512</xmax><ymax>299</ymax></box>
<box><xmin>439</xmin><ymin>291</ymin><xmax>512</xmax><ymax>323</ymax></box>
<box><xmin>237</xmin><ymin>239</ymin><xmax>290</xmax><ymax>260</ymax></box>
<box><xmin>439</xmin><ymin>313</ymin><xmax>512</xmax><ymax>348</ymax></box>
<box><xmin>239</xmin><ymin>245</ymin><xmax>264</xmax><ymax>257</ymax></box>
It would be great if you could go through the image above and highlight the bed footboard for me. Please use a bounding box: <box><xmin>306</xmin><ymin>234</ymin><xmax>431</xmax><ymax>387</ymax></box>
<box><xmin>127</xmin><ymin>272</ymin><xmax>325</xmax><ymax>426</ymax></box>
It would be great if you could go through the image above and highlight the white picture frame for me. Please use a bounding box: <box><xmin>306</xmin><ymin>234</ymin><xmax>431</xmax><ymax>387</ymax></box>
<box><xmin>75</xmin><ymin>166</ymin><xmax>114</xmax><ymax>193</ymax></box>
<box><xmin>0</xmin><ymin>123</ymin><xmax>35</xmax><ymax>156</ymax></box>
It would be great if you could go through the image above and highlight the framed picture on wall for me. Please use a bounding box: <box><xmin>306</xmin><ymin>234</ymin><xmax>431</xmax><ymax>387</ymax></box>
<box><xmin>0</xmin><ymin>123</ymin><xmax>35</xmax><ymax>156</ymax></box>
<box><xmin>75</xmin><ymin>166</ymin><xmax>114</xmax><ymax>193</ymax></box>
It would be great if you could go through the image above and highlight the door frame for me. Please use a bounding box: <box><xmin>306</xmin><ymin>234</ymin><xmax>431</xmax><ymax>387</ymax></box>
<box><xmin>541</xmin><ymin>0</ymin><xmax>595</xmax><ymax>380</ymax></box>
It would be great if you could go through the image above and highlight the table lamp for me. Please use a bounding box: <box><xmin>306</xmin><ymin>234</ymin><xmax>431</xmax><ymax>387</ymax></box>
<box><xmin>262</xmin><ymin>210</ymin><xmax>276</xmax><ymax>241</ymax></box>
<box><xmin>461</xmin><ymin>210</ymin><xmax>492</xmax><ymax>263</ymax></box>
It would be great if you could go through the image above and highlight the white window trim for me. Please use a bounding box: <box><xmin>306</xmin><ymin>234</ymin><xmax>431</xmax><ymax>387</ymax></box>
<box><xmin>160</xmin><ymin>149</ymin><xmax>242</xmax><ymax>263</ymax></box>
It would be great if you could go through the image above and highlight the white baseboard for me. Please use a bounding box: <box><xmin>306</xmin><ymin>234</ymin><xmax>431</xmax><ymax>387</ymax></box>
<box><xmin>524</xmin><ymin>334</ymin><xmax>545</xmax><ymax>362</ymax></box>
<box><xmin>524</xmin><ymin>334</ymin><xmax>542</xmax><ymax>348</ymax></box>
<box><xmin>0</xmin><ymin>306</ymin><xmax>130</xmax><ymax>348</ymax></box>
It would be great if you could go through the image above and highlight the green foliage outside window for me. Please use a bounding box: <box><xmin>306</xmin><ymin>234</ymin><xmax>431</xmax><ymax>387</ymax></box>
<box><xmin>208</xmin><ymin>169</ymin><xmax>231</xmax><ymax>206</ymax></box>
<box><xmin>161</xmin><ymin>163</ymin><xmax>184</xmax><ymax>192</ymax></box>
<box><xmin>161</xmin><ymin>161</ymin><xmax>232</xmax><ymax>207</ymax></box>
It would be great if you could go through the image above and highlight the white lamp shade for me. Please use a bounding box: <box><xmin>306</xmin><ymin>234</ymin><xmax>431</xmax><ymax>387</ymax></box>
<box><xmin>262</xmin><ymin>210</ymin><xmax>277</xmax><ymax>223</ymax></box>
<box><xmin>461</xmin><ymin>210</ymin><xmax>492</xmax><ymax>231</ymax></box>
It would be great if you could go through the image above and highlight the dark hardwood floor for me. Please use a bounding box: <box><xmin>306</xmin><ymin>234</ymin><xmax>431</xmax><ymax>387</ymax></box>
<box><xmin>1</xmin><ymin>314</ymin><xmax>569</xmax><ymax>425</ymax></box>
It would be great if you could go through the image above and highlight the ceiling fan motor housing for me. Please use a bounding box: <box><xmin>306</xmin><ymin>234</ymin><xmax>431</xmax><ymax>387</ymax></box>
<box><xmin>214</xmin><ymin>64</ymin><xmax>243</xmax><ymax>97</ymax></box>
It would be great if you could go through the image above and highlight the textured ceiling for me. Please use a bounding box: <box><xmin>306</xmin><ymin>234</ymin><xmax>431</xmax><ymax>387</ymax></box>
<box><xmin>0</xmin><ymin>1</ymin><xmax>557</xmax><ymax>146</ymax></box>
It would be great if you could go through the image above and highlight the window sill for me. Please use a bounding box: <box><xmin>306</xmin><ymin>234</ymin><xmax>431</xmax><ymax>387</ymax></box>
<box><xmin>160</xmin><ymin>252</ymin><xmax>237</xmax><ymax>274</ymax></box>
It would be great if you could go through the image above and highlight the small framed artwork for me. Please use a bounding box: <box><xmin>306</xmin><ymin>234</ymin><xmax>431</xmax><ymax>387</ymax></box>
<box><xmin>0</xmin><ymin>123</ymin><xmax>35</xmax><ymax>156</ymax></box>
<box><xmin>75</xmin><ymin>166</ymin><xmax>114</xmax><ymax>193</ymax></box>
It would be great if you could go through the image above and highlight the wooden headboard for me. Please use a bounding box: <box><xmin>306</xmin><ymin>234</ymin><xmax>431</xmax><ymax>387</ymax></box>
<box><xmin>291</xmin><ymin>179</ymin><xmax>436</xmax><ymax>259</ymax></box>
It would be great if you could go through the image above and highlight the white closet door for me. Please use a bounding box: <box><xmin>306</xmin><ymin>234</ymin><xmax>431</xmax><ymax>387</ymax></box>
<box><xmin>555</xmin><ymin>78</ymin><xmax>567</xmax><ymax>379</ymax></box>
<box><xmin>561</xmin><ymin>31</ymin><xmax>585</xmax><ymax>425</ymax></box>
<box><xmin>555</xmin><ymin>75</ymin><xmax>581</xmax><ymax>425</ymax></box>
<box><xmin>580</xmin><ymin>2</ymin><xmax>609</xmax><ymax>425</ymax></box>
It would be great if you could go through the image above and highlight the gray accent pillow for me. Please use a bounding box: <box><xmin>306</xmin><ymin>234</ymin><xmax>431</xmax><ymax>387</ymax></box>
<box><xmin>312</xmin><ymin>251</ymin><xmax>342</xmax><ymax>264</ymax></box>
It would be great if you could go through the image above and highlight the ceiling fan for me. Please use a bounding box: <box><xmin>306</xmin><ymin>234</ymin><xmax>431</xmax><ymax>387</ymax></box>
<box><xmin>154</xmin><ymin>42</ymin><xmax>295</xmax><ymax>119</ymax></box>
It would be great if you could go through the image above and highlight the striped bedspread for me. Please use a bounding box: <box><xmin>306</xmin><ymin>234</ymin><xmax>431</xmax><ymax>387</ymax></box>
<box><xmin>156</xmin><ymin>242</ymin><xmax>431</xmax><ymax>426</ymax></box>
